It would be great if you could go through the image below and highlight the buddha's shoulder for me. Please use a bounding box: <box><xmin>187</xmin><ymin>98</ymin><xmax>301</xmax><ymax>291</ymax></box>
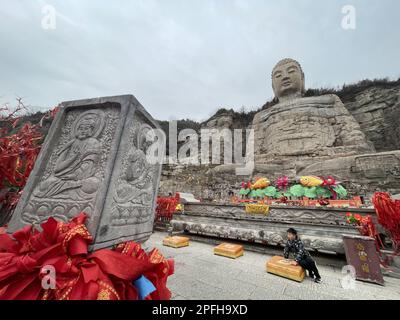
<box><xmin>253</xmin><ymin>108</ymin><xmax>268</xmax><ymax>123</ymax></box>
<box><xmin>300</xmin><ymin>94</ymin><xmax>342</xmax><ymax>105</ymax></box>
<box><xmin>252</xmin><ymin>94</ymin><xmax>343</xmax><ymax>124</ymax></box>
<box><xmin>318</xmin><ymin>93</ymin><xmax>342</xmax><ymax>102</ymax></box>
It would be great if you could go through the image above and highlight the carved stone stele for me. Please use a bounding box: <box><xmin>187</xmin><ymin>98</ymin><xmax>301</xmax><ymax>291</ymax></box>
<box><xmin>7</xmin><ymin>95</ymin><xmax>165</xmax><ymax>250</ymax></box>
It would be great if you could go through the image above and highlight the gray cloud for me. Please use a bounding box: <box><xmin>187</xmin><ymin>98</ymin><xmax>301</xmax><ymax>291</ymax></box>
<box><xmin>1</xmin><ymin>0</ymin><xmax>399</xmax><ymax>121</ymax></box>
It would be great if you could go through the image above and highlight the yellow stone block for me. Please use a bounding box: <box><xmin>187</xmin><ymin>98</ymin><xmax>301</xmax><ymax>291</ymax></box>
<box><xmin>245</xmin><ymin>204</ymin><xmax>269</xmax><ymax>215</ymax></box>
<box><xmin>266</xmin><ymin>256</ymin><xmax>305</xmax><ymax>282</ymax></box>
<box><xmin>163</xmin><ymin>236</ymin><xmax>189</xmax><ymax>248</ymax></box>
<box><xmin>214</xmin><ymin>243</ymin><xmax>244</xmax><ymax>259</ymax></box>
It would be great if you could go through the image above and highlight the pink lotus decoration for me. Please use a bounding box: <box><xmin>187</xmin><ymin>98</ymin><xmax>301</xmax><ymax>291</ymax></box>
<box><xmin>276</xmin><ymin>176</ymin><xmax>289</xmax><ymax>190</ymax></box>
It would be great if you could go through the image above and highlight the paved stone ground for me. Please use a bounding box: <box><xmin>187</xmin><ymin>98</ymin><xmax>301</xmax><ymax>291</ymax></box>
<box><xmin>147</xmin><ymin>231</ymin><xmax>400</xmax><ymax>300</ymax></box>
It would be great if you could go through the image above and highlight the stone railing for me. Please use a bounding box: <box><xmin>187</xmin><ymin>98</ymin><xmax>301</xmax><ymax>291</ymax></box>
<box><xmin>171</xmin><ymin>202</ymin><xmax>377</xmax><ymax>254</ymax></box>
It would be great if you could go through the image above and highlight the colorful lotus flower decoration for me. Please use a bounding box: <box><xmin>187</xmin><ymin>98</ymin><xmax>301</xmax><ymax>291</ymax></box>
<box><xmin>239</xmin><ymin>175</ymin><xmax>348</xmax><ymax>200</ymax></box>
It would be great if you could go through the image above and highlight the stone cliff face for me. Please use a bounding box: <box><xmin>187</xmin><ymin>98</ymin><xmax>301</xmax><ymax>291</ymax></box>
<box><xmin>8</xmin><ymin>79</ymin><xmax>399</xmax><ymax>199</ymax></box>
<box><xmin>201</xmin><ymin>82</ymin><xmax>400</xmax><ymax>154</ymax></box>
<box><xmin>345</xmin><ymin>85</ymin><xmax>400</xmax><ymax>152</ymax></box>
<box><xmin>158</xmin><ymin>80</ymin><xmax>400</xmax><ymax>199</ymax></box>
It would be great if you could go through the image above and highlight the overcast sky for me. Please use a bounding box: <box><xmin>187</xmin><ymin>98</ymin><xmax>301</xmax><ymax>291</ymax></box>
<box><xmin>1</xmin><ymin>0</ymin><xmax>399</xmax><ymax>121</ymax></box>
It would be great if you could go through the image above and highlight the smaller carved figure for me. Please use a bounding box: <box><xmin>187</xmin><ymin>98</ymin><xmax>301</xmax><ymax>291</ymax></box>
<box><xmin>114</xmin><ymin>148</ymin><xmax>154</xmax><ymax>205</ymax></box>
<box><xmin>114</xmin><ymin>124</ymin><xmax>158</xmax><ymax>206</ymax></box>
<box><xmin>34</xmin><ymin>110</ymin><xmax>104</xmax><ymax>200</ymax></box>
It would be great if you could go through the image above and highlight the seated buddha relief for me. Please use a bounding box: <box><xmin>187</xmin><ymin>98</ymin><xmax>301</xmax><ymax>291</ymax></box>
<box><xmin>34</xmin><ymin>110</ymin><xmax>104</xmax><ymax>201</ymax></box>
<box><xmin>113</xmin><ymin>124</ymin><xmax>156</xmax><ymax>206</ymax></box>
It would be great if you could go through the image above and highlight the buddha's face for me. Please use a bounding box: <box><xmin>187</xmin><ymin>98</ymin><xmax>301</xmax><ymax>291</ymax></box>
<box><xmin>272</xmin><ymin>61</ymin><xmax>304</xmax><ymax>99</ymax></box>
<box><xmin>76</xmin><ymin>123</ymin><xmax>94</xmax><ymax>140</ymax></box>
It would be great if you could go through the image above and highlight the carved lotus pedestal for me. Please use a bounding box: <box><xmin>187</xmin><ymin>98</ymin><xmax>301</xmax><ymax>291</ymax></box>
<box><xmin>214</xmin><ymin>243</ymin><xmax>244</xmax><ymax>259</ymax></box>
<box><xmin>266</xmin><ymin>256</ymin><xmax>305</xmax><ymax>282</ymax></box>
<box><xmin>7</xmin><ymin>95</ymin><xmax>164</xmax><ymax>250</ymax></box>
<box><xmin>163</xmin><ymin>236</ymin><xmax>190</xmax><ymax>248</ymax></box>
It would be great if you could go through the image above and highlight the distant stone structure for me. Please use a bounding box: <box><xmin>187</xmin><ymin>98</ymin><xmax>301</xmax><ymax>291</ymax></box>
<box><xmin>8</xmin><ymin>95</ymin><xmax>164</xmax><ymax>250</ymax></box>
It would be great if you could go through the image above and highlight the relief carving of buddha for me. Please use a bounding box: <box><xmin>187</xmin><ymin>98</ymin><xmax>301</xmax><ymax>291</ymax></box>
<box><xmin>114</xmin><ymin>125</ymin><xmax>156</xmax><ymax>206</ymax></box>
<box><xmin>35</xmin><ymin>110</ymin><xmax>103</xmax><ymax>200</ymax></box>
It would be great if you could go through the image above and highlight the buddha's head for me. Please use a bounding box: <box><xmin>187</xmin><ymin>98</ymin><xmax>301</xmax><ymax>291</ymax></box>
<box><xmin>76</xmin><ymin>115</ymin><xmax>97</xmax><ymax>140</ymax></box>
<box><xmin>271</xmin><ymin>58</ymin><xmax>305</xmax><ymax>100</ymax></box>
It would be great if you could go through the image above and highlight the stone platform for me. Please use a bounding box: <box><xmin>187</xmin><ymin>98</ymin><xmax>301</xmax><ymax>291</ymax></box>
<box><xmin>148</xmin><ymin>232</ymin><xmax>400</xmax><ymax>300</ymax></box>
<box><xmin>171</xmin><ymin>202</ymin><xmax>377</xmax><ymax>254</ymax></box>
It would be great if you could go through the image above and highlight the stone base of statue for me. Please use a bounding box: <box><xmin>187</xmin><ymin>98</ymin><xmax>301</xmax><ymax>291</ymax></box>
<box><xmin>210</xmin><ymin>149</ymin><xmax>400</xmax><ymax>198</ymax></box>
<box><xmin>7</xmin><ymin>95</ymin><xmax>164</xmax><ymax>250</ymax></box>
<box><xmin>299</xmin><ymin>151</ymin><xmax>400</xmax><ymax>195</ymax></box>
<box><xmin>266</xmin><ymin>256</ymin><xmax>305</xmax><ymax>282</ymax></box>
<box><xmin>163</xmin><ymin>236</ymin><xmax>190</xmax><ymax>248</ymax></box>
<box><xmin>214</xmin><ymin>243</ymin><xmax>244</xmax><ymax>259</ymax></box>
<box><xmin>171</xmin><ymin>202</ymin><xmax>377</xmax><ymax>254</ymax></box>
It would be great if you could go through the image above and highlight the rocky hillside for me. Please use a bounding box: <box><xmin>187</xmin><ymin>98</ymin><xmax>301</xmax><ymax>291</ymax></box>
<box><xmin>4</xmin><ymin>78</ymin><xmax>399</xmax><ymax>153</ymax></box>
<box><xmin>342</xmin><ymin>82</ymin><xmax>400</xmax><ymax>152</ymax></box>
<box><xmin>203</xmin><ymin>78</ymin><xmax>400</xmax><ymax>153</ymax></box>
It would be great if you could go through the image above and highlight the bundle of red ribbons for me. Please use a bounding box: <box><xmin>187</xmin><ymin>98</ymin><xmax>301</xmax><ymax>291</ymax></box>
<box><xmin>0</xmin><ymin>212</ymin><xmax>174</xmax><ymax>300</ymax></box>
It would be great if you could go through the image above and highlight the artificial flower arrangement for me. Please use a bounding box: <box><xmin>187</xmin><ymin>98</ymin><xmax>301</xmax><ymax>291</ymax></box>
<box><xmin>345</xmin><ymin>211</ymin><xmax>384</xmax><ymax>252</ymax></box>
<box><xmin>239</xmin><ymin>175</ymin><xmax>348</xmax><ymax>200</ymax></box>
<box><xmin>345</xmin><ymin>212</ymin><xmax>363</xmax><ymax>225</ymax></box>
<box><xmin>345</xmin><ymin>192</ymin><xmax>400</xmax><ymax>250</ymax></box>
<box><xmin>155</xmin><ymin>193</ymin><xmax>181</xmax><ymax>221</ymax></box>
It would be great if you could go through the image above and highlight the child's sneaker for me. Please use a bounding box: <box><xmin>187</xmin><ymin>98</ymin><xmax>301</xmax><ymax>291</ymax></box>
<box><xmin>314</xmin><ymin>277</ymin><xmax>322</xmax><ymax>284</ymax></box>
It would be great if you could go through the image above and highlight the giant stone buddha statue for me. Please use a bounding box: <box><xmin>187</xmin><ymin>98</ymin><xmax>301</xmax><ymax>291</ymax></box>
<box><xmin>253</xmin><ymin>58</ymin><xmax>375</xmax><ymax>164</ymax></box>
<box><xmin>211</xmin><ymin>58</ymin><xmax>400</xmax><ymax>197</ymax></box>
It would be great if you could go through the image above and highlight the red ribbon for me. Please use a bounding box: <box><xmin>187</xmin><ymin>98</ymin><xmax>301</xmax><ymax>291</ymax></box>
<box><xmin>0</xmin><ymin>212</ymin><xmax>174</xmax><ymax>300</ymax></box>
